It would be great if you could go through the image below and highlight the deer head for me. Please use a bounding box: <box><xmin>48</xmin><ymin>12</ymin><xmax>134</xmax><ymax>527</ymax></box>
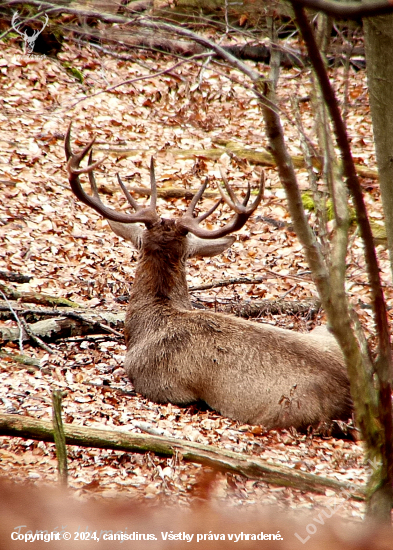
<box><xmin>64</xmin><ymin>123</ymin><xmax>264</xmax><ymax>255</ymax></box>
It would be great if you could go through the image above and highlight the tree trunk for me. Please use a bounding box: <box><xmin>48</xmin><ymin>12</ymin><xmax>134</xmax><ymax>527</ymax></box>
<box><xmin>364</xmin><ymin>15</ymin><xmax>393</xmax><ymax>280</ymax></box>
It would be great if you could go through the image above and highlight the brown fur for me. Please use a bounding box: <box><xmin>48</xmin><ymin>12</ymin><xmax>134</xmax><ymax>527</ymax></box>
<box><xmin>65</xmin><ymin>132</ymin><xmax>352</xmax><ymax>431</ymax></box>
<box><xmin>121</xmin><ymin>219</ymin><xmax>352</xmax><ymax>430</ymax></box>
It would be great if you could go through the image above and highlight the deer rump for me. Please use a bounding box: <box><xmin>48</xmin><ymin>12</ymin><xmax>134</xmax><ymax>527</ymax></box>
<box><xmin>122</xmin><ymin>225</ymin><xmax>352</xmax><ymax>431</ymax></box>
<box><xmin>126</xmin><ymin>306</ymin><xmax>351</xmax><ymax>429</ymax></box>
<box><xmin>65</xmin><ymin>124</ymin><xmax>352</xmax><ymax>431</ymax></box>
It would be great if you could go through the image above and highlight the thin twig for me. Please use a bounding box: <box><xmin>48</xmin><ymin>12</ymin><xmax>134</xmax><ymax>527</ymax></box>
<box><xmin>68</xmin><ymin>29</ymin><xmax>260</xmax><ymax>98</ymax></box>
<box><xmin>68</xmin><ymin>53</ymin><xmax>211</xmax><ymax>109</ymax></box>
<box><xmin>20</xmin><ymin>317</ymin><xmax>55</xmax><ymax>354</ymax></box>
<box><xmin>280</xmin><ymin>284</ymin><xmax>298</xmax><ymax>300</ymax></box>
<box><xmin>84</xmin><ymin>40</ymin><xmax>186</xmax><ymax>79</ymax></box>
<box><xmin>82</xmin><ymin>382</ymin><xmax>136</xmax><ymax>397</ymax></box>
<box><xmin>94</xmin><ymin>323</ymin><xmax>123</xmax><ymax>338</ymax></box>
<box><xmin>189</xmin><ymin>271</ymin><xmax>312</xmax><ymax>292</ymax></box>
<box><xmin>0</xmin><ymin>289</ymin><xmax>24</xmax><ymax>353</ymax></box>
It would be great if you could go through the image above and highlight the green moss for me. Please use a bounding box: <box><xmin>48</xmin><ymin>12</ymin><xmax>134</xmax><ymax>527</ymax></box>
<box><xmin>301</xmin><ymin>190</ymin><xmax>386</xmax><ymax>243</ymax></box>
<box><xmin>62</xmin><ymin>62</ymin><xmax>84</xmax><ymax>83</ymax></box>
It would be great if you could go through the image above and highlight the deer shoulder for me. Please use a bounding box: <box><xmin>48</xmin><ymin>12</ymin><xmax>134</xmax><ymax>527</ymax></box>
<box><xmin>65</xmin><ymin>124</ymin><xmax>352</xmax><ymax>431</ymax></box>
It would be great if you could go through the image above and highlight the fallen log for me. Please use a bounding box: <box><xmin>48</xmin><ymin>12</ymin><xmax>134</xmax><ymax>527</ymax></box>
<box><xmin>0</xmin><ymin>297</ymin><xmax>321</xmax><ymax>344</ymax></box>
<box><xmin>94</xmin><ymin>140</ymin><xmax>378</xmax><ymax>180</ymax></box>
<box><xmin>0</xmin><ymin>283</ymin><xmax>80</xmax><ymax>308</ymax></box>
<box><xmin>0</xmin><ymin>306</ymin><xmax>125</xmax><ymax>344</ymax></box>
<box><xmin>0</xmin><ymin>413</ymin><xmax>365</xmax><ymax>499</ymax></box>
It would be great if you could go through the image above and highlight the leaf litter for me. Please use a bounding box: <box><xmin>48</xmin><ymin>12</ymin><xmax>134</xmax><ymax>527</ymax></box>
<box><xmin>0</xmin><ymin>36</ymin><xmax>392</xmax><ymax>520</ymax></box>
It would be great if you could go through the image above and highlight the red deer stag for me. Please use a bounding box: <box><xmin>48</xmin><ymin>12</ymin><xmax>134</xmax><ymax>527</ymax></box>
<box><xmin>65</xmin><ymin>124</ymin><xmax>352</xmax><ymax>430</ymax></box>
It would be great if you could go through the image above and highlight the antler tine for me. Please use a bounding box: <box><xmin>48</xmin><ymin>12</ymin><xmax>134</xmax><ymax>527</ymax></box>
<box><xmin>183</xmin><ymin>176</ymin><xmax>223</xmax><ymax>222</ymax></box>
<box><xmin>11</xmin><ymin>12</ymin><xmax>25</xmax><ymax>37</ymax></box>
<box><xmin>218</xmin><ymin>167</ymin><xmax>238</xmax><ymax>206</ymax></box>
<box><xmin>64</xmin><ymin>122</ymin><xmax>74</xmax><ymax>160</ymax></box>
<box><xmin>65</xmin><ymin>123</ymin><xmax>159</xmax><ymax>227</ymax></box>
<box><xmin>217</xmin><ymin>168</ymin><xmax>265</xmax><ymax>215</ymax></box>
<box><xmin>177</xmin><ymin>169</ymin><xmax>264</xmax><ymax>239</ymax></box>
<box><xmin>177</xmin><ymin>177</ymin><xmax>222</xmax><ymax>228</ymax></box>
<box><xmin>197</xmin><ymin>198</ymin><xmax>222</xmax><ymax>223</ymax></box>
<box><xmin>258</xmin><ymin>169</ymin><xmax>265</xmax><ymax>203</ymax></box>
<box><xmin>87</xmin><ymin>150</ymin><xmax>141</xmax><ymax>215</ymax></box>
<box><xmin>239</xmin><ymin>169</ymin><xmax>265</xmax><ymax>214</ymax></box>
<box><xmin>87</xmin><ymin>150</ymin><xmax>101</xmax><ymax>199</ymax></box>
<box><xmin>217</xmin><ymin>167</ymin><xmax>262</xmax><ymax>214</ymax></box>
<box><xmin>242</xmin><ymin>181</ymin><xmax>251</xmax><ymax>206</ymax></box>
<box><xmin>65</xmin><ymin>124</ymin><xmax>100</xmax><ymax>170</ymax></box>
<box><xmin>116</xmin><ymin>174</ymin><xmax>141</xmax><ymax>212</ymax></box>
<box><xmin>185</xmin><ymin>178</ymin><xmax>209</xmax><ymax>216</ymax></box>
<box><xmin>216</xmin><ymin>180</ymin><xmax>237</xmax><ymax>212</ymax></box>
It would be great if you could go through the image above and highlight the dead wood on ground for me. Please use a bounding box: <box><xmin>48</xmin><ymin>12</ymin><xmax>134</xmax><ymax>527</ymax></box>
<box><xmin>0</xmin><ymin>413</ymin><xmax>365</xmax><ymax>499</ymax></box>
<box><xmin>94</xmin><ymin>140</ymin><xmax>378</xmax><ymax>183</ymax></box>
<box><xmin>0</xmin><ymin>283</ymin><xmax>80</xmax><ymax>308</ymax></box>
<box><xmin>0</xmin><ymin>297</ymin><xmax>321</xmax><ymax>346</ymax></box>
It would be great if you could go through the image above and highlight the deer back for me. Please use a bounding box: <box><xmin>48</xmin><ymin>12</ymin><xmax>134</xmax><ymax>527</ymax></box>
<box><xmin>121</xmin><ymin>222</ymin><xmax>351</xmax><ymax>429</ymax></box>
<box><xmin>65</xmin><ymin>125</ymin><xmax>351</xmax><ymax>430</ymax></box>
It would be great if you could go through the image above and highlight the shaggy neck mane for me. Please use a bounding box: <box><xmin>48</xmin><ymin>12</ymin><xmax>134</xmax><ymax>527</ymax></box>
<box><xmin>130</xmin><ymin>220</ymin><xmax>192</xmax><ymax>310</ymax></box>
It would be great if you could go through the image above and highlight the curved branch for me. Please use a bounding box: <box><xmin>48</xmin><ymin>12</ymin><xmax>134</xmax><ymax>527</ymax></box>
<box><xmin>292</xmin><ymin>3</ymin><xmax>393</xmax><ymax>517</ymax></box>
<box><xmin>290</xmin><ymin>0</ymin><xmax>393</xmax><ymax>19</ymax></box>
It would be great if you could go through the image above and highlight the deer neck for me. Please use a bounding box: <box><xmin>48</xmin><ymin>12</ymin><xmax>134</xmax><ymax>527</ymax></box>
<box><xmin>129</xmin><ymin>247</ymin><xmax>192</xmax><ymax>311</ymax></box>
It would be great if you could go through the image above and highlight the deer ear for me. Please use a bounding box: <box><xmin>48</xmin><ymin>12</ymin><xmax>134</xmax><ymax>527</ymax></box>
<box><xmin>186</xmin><ymin>234</ymin><xmax>235</xmax><ymax>258</ymax></box>
<box><xmin>107</xmin><ymin>221</ymin><xmax>144</xmax><ymax>249</ymax></box>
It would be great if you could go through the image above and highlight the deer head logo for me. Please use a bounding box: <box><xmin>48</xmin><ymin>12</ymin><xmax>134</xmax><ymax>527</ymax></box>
<box><xmin>11</xmin><ymin>11</ymin><xmax>49</xmax><ymax>54</ymax></box>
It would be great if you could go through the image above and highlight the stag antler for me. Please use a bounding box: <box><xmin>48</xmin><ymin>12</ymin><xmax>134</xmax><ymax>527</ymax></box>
<box><xmin>65</xmin><ymin>123</ymin><xmax>263</xmax><ymax>235</ymax></box>
<box><xmin>65</xmin><ymin>123</ymin><xmax>159</xmax><ymax>227</ymax></box>
<box><xmin>177</xmin><ymin>169</ymin><xmax>264</xmax><ymax>239</ymax></box>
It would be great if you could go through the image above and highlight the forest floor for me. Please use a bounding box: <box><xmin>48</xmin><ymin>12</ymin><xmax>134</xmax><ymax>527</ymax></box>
<box><xmin>0</xmin><ymin>31</ymin><xmax>392</xmax><ymax>523</ymax></box>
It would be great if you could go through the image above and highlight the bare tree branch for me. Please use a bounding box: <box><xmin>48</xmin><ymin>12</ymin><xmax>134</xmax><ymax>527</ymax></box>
<box><xmin>292</xmin><ymin>2</ymin><xmax>393</xmax><ymax>520</ymax></box>
<box><xmin>287</xmin><ymin>0</ymin><xmax>393</xmax><ymax>19</ymax></box>
<box><xmin>69</xmin><ymin>52</ymin><xmax>211</xmax><ymax>109</ymax></box>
